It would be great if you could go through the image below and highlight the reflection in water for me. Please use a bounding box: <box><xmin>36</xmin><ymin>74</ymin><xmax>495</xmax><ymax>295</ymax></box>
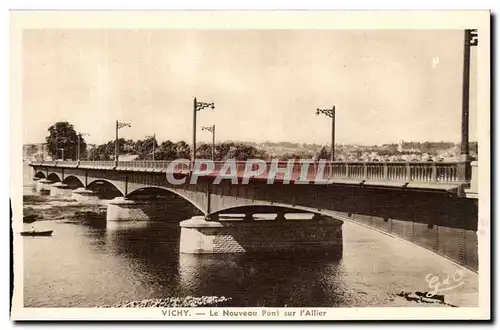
<box><xmin>178</xmin><ymin>252</ymin><xmax>344</xmax><ymax>307</ymax></box>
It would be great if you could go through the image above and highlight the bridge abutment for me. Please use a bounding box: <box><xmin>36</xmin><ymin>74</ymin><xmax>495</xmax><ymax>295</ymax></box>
<box><xmin>179</xmin><ymin>215</ymin><xmax>343</xmax><ymax>254</ymax></box>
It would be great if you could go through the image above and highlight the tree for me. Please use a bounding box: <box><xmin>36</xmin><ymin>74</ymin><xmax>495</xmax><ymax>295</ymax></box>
<box><xmin>88</xmin><ymin>141</ymin><xmax>114</xmax><ymax>160</ymax></box>
<box><xmin>175</xmin><ymin>141</ymin><xmax>191</xmax><ymax>159</ymax></box>
<box><xmin>135</xmin><ymin>136</ymin><xmax>157</xmax><ymax>160</ymax></box>
<box><xmin>45</xmin><ymin>122</ymin><xmax>87</xmax><ymax>160</ymax></box>
<box><xmin>315</xmin><ymin>146</ymin><xmax>330</xmax><ymax>161</ymax></box>
<box><xmin>225</xmin><ymin>143</ymin><xmax>267</xmax><ymax>161</ymax></box>
<box><xmin>196</xmin><ymin>143</ymin><xmax>213</xmax><ymax>159</ymax></box>
<box><xmin>156</xmin><ymin>140</ymin><xmax>177</xmax><ymax>160</ymax></box>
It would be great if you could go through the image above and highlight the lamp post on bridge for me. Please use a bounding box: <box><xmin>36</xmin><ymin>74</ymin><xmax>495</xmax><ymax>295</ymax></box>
<box><xmin>58</xmin><ymin>148</ymin><xmax>64</xmax><ymax>161</ymax></box>
<box><xmin>316</xmin><ymin>106</ymin><xmax>336</xmax><ymax>162</ymax></box>
<box><xmin>146</xmin><ymin>134</ymin><xmax>156</xmax><ymax>161</ymax></box>
<box><xmin>202</xmin><ymin>124</ymin><xmax>216</xmax><ymax>161</ymax></box>
<box><xmin>459</xmin><ymin>29</ymin><xmax>478</xmax><ymax>181</ymax></box>
<box><xmin>77</xmin><ymin>132</ymin><xmax>89</xmax><ymax>162</ymax></box>
<box><xmin>115</xmin><ymin>121</ymin><xmax>131</xmax><ymax>167</ymax></box>
<box><xmin>193</xmin><ymin>97</ymin><xmax>215</xmax><ymax>165</ymax></box>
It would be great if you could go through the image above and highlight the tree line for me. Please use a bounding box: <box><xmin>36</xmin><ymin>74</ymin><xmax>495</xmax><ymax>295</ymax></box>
<box><xmin>43</xmin><ymin>121</ymin><xmax>477</xmax><ymax>162</ymax></box>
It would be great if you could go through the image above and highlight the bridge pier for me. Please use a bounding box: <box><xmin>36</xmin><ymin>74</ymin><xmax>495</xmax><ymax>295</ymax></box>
<box><xmin>72</xmin><ymin>187</ymin><xmax>99</xmax><ymax>202</ymax></box>
<box><xmin>35</xmin><ymin>179</ymin><xmax>52</xmax><ymax>193</ymax></box>
<box><xmin>179</xmin><ymin>215</ymin><xmax>343</xmax><ymax>254</ymax></box>
<box><xmin>49</xmin><ymin>182</ymin><xmax>72</xmax><ymax>197</ymax></box>
<box><xmin>106</xmin><ymin>196</ymin><xmax>175</xmax><ymax>221</ymax></box>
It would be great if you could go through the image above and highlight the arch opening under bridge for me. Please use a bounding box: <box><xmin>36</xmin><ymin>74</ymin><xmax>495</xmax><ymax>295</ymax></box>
<box><xmin>126</xmin><ymin>186</ymin><xmax>206</xmax><ymax>215</ymax></box>
<box><xmin>62</xmin><ymin>175</ymin><xmax>85</xmax><ymax>188</ymax></box>
<box><xmin>34</xmin><ymin>171</ymin><xmax>46</xmax><ymax>179</ymax></box>
<box><xmin>46</xmin><ymin>172</ymin><xmax>62</xmax><ymax>183</ymax></box>
<box><xmin>87</xmin><ymin>179</ymin><xmax>125</xmax><ymax>199</ymax></box>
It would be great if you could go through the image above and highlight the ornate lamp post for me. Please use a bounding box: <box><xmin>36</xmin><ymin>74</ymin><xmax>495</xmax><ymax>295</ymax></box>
<box><xmin>202</xmin><ymin>124</ymin><xmax>216</xmax><ymax>160</ymax></box>
<box><xmin>146</xmin><ymin>134</ymin><xmax>156</xmax><ymax>161</ymax></box>
<box><xmin>316</xmin><ymin>106</ymin><xmax>336</xmax><ymax>162</ymax></box>
<box><xmin>459</xmin><ymin>29</ymin><xmax>478</xmax><ymax>181</ymax></box>
<box><xmin>193</xmin><ymin>97</ymin><xmax>215</xmax><ymax>164</ymax></box>
<box><xmin>115</xmin><ymin>121</ymin><xmax>131</xmax><ymax>166</ymax></box>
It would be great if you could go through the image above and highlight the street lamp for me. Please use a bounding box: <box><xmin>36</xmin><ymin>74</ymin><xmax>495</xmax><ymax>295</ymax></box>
<box><xmin>115</xmin><ymin>120</ymin><xmax>131</xmax><ymax>166</ymax></box>
<box><xmin>77</xmin><ymin>132</ymin><xmax>90</xmax><ymax>162</ymax></box>
<box><xmin>316</xmin><ymin>106</ymin><xmax>336</xmax><ymax>162</ymax></box>
<box><xmin>460</xmin><ymin>29</ymin><xmax>477</xmax><ymax>162</ymax></box>
<box><xmin>193</xmin><ymin>97</ymin><xmax>215</xmax><ymax>164</ymax></box>
<box><xmin>202</xmin><ymin>124</ymin><xmax>216</xmax><ymax>161</ymax></box>
<box><xmin>146</xmin><ymin>134</ymin><xmax>156</xmax><ymax>161</ymax></box>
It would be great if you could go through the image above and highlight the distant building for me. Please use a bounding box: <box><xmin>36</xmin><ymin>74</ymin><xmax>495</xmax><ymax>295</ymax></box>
<box><xmin>397</xmin><ymin>140</ymin><xmax>404</xmax><ymax>153</ymax></box>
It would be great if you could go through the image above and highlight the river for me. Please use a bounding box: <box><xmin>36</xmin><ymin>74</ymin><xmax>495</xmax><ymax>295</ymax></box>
<box><xmin>20</xmin><ymin>162</ymin><xmax>478</xmax><ymax>308</ymax></box>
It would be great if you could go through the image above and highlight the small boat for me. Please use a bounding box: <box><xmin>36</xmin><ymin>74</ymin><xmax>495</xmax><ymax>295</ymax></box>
<box><xmin>20</xmin><ymin>230</ymin><xmax>53</xmax><ymax>237</ymax></box>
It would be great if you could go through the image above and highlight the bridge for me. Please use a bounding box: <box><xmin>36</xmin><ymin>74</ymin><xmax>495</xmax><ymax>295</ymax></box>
<box><xmin>29</xmin><ymin>159</ymin><xmax>479</xmax><ymax>271</ymax></box>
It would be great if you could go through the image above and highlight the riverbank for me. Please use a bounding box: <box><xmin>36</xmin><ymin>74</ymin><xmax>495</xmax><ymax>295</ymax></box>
<box><xmin>100</xmin><ymin>296</ymin><xmax>232</xmax><ymax>308</ymax></box>
<box><xmin>23</xmin><ymin>195</ymin><xmax>107</xmax><ymax>222</ymax></box>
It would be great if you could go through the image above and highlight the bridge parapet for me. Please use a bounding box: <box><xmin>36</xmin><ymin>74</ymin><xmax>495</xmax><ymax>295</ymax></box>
<box><xmin>29</xmin><ymin>159</ymin><xmax>471</xmax><ymax>186</ymax></box>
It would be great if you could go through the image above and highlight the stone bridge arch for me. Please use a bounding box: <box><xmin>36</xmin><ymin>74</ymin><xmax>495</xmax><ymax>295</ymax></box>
<box><xmin>87</xmin><ymin>179</ymin><xmax>126</xmax><ymax>197</ymax></box>
<box><xmin>47</xmin><ymin>172</ymin><xmax>62</xmax><ymax>182</ymax></box>
<box><xmin>62</xmin><ymin>175</ymin><xmax>85</xmax><ymax>188</ymax></box>
<box><xmin>126</xmin><ymin>186</ymin><xmax>207</xmax><ymax>215</ymax></box>
<box><xmin>34</xmin><ymin>171</ymin><xmax>46</xmax><ymax>179</ymax></box>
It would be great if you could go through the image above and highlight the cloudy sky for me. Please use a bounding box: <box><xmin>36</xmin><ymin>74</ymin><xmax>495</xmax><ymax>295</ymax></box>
<box><xmin>22</xmin><ymin>29</ymin><xmax>477</xmax><ymax>145</ymax></box>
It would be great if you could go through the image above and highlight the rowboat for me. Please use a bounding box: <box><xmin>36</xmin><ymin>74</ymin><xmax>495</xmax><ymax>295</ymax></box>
<box><xmin>20</xmin><ymin>230</ymin><xmax>53</xmax><ymax>237</ymax></box>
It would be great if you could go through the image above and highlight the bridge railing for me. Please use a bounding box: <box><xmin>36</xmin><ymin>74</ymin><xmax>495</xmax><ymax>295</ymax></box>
<box><xmin>29</xmin><ymin>159</ymin><xmax>468</xmax><ymax>183</ymax></box>
<box><xmin>116</xmin><ymin>160</ymin><xmax>191</xmax><ymax>172</ymax></box>
<box><xmin>79</xmin><ymin>160</ymin><xmax>116</xmax><ymax>167</ymax></box>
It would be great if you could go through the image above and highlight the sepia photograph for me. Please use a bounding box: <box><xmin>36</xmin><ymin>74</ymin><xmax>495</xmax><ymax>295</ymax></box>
<box><xmin>9</xmin><ymin>10</ymin><xmax>490</xmax><ymax>321</ymax></box>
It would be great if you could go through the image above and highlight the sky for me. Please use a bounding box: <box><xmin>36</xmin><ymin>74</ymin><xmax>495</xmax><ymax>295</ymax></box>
<box><xmin>22</xmin><ymin>29</ymin><xmax>478</xmax><ymax>146</ymax></box>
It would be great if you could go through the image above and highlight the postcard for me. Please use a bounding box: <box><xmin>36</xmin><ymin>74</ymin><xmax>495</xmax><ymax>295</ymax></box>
<box><xmin>10</xmin><ymin>10</ymin><xmax>490</xmax><ymax>321</ymax></box>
